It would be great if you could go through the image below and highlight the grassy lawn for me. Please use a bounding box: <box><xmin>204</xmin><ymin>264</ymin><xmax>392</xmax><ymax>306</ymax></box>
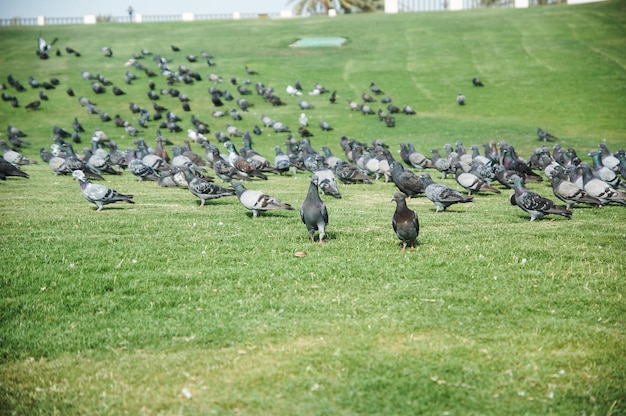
<box><xmin>0</xmin><ymin>0</ymin><xmax>625</xmax><ymax>414</ymax></box>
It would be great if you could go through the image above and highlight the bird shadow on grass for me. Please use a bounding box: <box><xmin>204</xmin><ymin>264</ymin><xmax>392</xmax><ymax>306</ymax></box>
<box><xmin>243</xmin><ymin>211</ymin><xmax>296</xmax><ymax>219</ymax></box>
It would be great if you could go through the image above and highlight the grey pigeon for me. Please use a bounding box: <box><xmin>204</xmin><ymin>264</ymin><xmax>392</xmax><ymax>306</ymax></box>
<box><xmin>231</xmin><ymin>181</ymin><xmax>294</xmax><ymax>218</ymax></box>
<box><xmin>452</xmin><ymin>163</ymin><xmax>500</xmax><ymax>195</ymax></box>
<box><xmin>72</xmin><ymin>170</ymin><xmax>134</xmax><ymax>211</ymax></box>
<box><xmin>578</xmin><ymin>163</ymin><xmax>626</xmax><ymax>205</ymax></box>
<box><xmin>589</xmin><ymin>150</ymin><xmax>624</xmax><ymax>190</ymax></box>
<box><xmin>126</xmin><ymin>149</ymin><xmax>160</xmax><ymax>181</ymax></box>
<box><xmin>224</xmin><ymin>141</ymin><xmax>267</xmax><ymax>180</ymax></box>
<box><xmin>313</xmin><ymin>155</ymin><xmax>341</xmax><ymax>198</ymax></box>
<box><xmin>334</xmin><ymin>160</ymin><xmax>372</xmax><ymax>185</ymax></box>
<box><xmin>597</xmin><ymin>143</ymin><xmax>620</xmax><ymax>171</ymax></box>
<box><xmin>181</xmin><ymin>167</ymin><xmax>235</xmax><ymax>207</ymax></box>
<box><xmin>537</xmin><ymin>127</ymin><xmax>557</xmax><ymax>142</ymax></box>
<box><xmin>457</xmin><ymin>93</ymin><xmax>465</xmax><ymax>105</ymax></box>
<box><xmin>370</xmin><ymin>81</ymin><xmax>383</xmax><ymax>95</ymax></box>
<box><xmin>392</xmin><ymin>192</ymin><xmax>419</xmax><ymax>252</ymax></box>
<box><xmin>509</xmin><ymin>175</ymin><xmax>572</xmax><ymax>221</ymax></box>
<box><xmin>549</xmin><ymin>165</ymin><xmax>604</xmax><ymax>209</ymax></box>
<box><xmin>0</xmin><ymin>140</ymin><xmax>34</xmax><ymax>166</ymax></box>
<box><xmin>300</xmin><ymin>175</ymin><xmax>329</xmax><ymax>244</ymax></box>
<box><xmin>273</xmin><ymin>146</ymin><xmax>291</xmax><ymax>175</ymax></box>
<box><xmin>421</xmin><ymin>172</ymin><xmax>473</xmax><ymax>212</ymax></box>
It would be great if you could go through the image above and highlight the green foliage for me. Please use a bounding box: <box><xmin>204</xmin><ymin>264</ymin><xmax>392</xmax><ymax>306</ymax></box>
<box><xmin>1</xmin><ymin>1</ymin><xmax>625</xmax><ymax>414</ymax></box>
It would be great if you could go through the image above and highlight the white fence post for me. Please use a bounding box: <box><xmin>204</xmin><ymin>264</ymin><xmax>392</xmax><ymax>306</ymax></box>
<box><xmin>84</xmin><ymin>15</ymin><xmax>96</xmax><ymax>24</ymax></box>
<box><xmin>449</xmin><ymin>0</ymin><xmax>464</xmax><ymax>10</ymax></box>
<box><xmin>385</xmin><ymin>0</ymin><xmax>399</xmax><ymax>13</ymax></box>
<box><xmin>182</xmin><ymin>13</ymin><xmax>194</xmax><ymax>21</ymax></box>
<box><xmin>37</xmin><ymin>16</ymin><xmax>45</xmax><ymax>26</ymax></box>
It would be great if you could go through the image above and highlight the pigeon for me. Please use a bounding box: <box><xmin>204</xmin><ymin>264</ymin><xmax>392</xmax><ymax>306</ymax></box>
<box><xmin>452</xmin><ymin>163</ymin><xmax>500</xmax><ymax>195</ymax></box>
<box><xmin>208</xmin><ymin>145</ymin><xmax>249</xmax><ymax>182</ymax></box>
<box><xmin>300</xmin><ymin>175</ymin><xmax>329</xmax><ymax>244</ymax></box>
<box><xmin>273</xmin><ymin>146</ymin><xmax>291</xmax><ymax>175</ymax></box>
<box><xmin>402</xmin><ymin>105</ymin><xmax>416</xmax><ymax>115</ymax></box>
<box><xmin>509</xmin><ymin>175</ymin><xmax>572</xmax><ymax>221</ymax></box>
<box><xmin>313</xmin><ymin>155</ymin><xmax>341</xmax><ymax>198</ymax></box>
<box><xmin>596</xmin><ymin>143</ymin><xmax>620</xmax><ymax>171</ymax></box>
<box><xmin>457</xmin><ymin>93</ymin><xmax>465</xmax><ymax>105</ymax></box>
<box><xmin>286</xmin><ymin>85</ymin><xmax>302</xmax><ymax>96</ymax></box>
<box><xmin>0</xmin><ymin>156</ymin><xmax>29</xmax><ymax>179</ymax></box>
<box><xmin>421</xmin><ymin>172</ymin><xmax>473</xmax><ymax>212</ymax></box>
<box><xmin>126</xmin><ymin>149</ymin><xmax>160</xmax><ymax>181</ymax></box>
<box><xmin>389</xmin><ymin>161</ymin><xmax>424</xmax><ymax>197</ymax></box>
<box><xmin>329</xmin><ymin>90</ymin><xmax>337</xmax><ymax>104</ymax></box>
<box><xmin>589</xmin><ymin>150</ymin><xmax>624</xmax><ymax>190</ymax></box>
<box><xmin>0</xmin><ymin>141</ymin><xmax>35</xmax><ymax>166</ymax></box>
<box><xmin>25</xmin><ymin>100</ymin><xmax>41</xmax><ymax>110</ymax></box>
<box><xmin>399</xmin><ymin>143</ymin><xmax>432</xmax><ymax>170</ymax></box>
<box><xmin>537</xmin><ymin>127</ymin><xmax>557</xmax><ymax>142</ymax></box>
<box><xmin>181</xmin><ymin>167</ymin><xmax>235</xmax><ymax>207</ymax></box>
<box><xmin>430</xmin><ymin>149</ymin><xmax>452</xmax><ymax>179</ymax></box>
<box><xmin>72</xmin><ymin>170</ymin><xmax>134</xmax><ymax>211</ymax></box>
<box><xmin>615</xmin><ymin>149</ymin><xmax>626</xmax><ymax>181</ymax></box>
<box><xmin>549</xmin><ymin>165</ymin><xmax>604</xmax><ymax>209</ymax></box>
<box><xmin>299</xmin><ymin>113</ymin><xmax>308</xmax><ymax>127</ymax></box>
<box><xmin>392</xmin><ymin>192</ymin><xmax>419</xmax><ymax>252</ymax></box>
<box><xmin>231</xmin><ymin>181</ymin><xmax>293</xmax><ymax>218</ymax></box>
<box><xmin>472</xmin><ymin>77</ymin><xmax>484</xmax><ymax>87</ymax></box>
<box><xmin>224</xmin><ymin>141</ymin><xmax>267</xmax><ymax>180</ymax></box>
<box><xmin>319</xmin><ymin>120</ymin><xmax>333</xmax><ymax>132</ymax></box>
<box><xmin>578</xmin><ymin>162</ymin><xmax>626</xmax><ymax>205</ymax></box>
<box><xmin>37</xmin><ymin>35</ymin><xmax>58</xmax><ymax>58</ymax></box>
<box><xmin>333</xmin><ymin>160</ymin><xmax>372</xmax><ymax>185</ymax></box>
<box><xmin>370</xmin><ymin>81</ymin><xmax>384</xmax><ymax>95</ymax></box>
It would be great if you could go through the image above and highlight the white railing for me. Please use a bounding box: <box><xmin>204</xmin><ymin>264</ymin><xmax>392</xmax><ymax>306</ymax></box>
<box><xmin>0</xmin><ymin>12</ymin><xmax>283</xmax><ymax>26</ymax></box>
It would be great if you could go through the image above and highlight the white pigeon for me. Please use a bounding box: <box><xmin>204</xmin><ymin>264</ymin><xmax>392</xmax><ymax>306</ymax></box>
<box><xmin>299</xmin><ymin>113</ymin><xmax>308</xmax><ymax>127</ymax></box>
<box><xmin>286</xmin><ymin>85</ymin><xmax>302</xmax><ymax>96</ymax></box>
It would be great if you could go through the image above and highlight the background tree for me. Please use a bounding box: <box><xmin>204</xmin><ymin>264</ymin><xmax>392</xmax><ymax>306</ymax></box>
<box><xmin>288</xmin><ymin>0</ymin><xmax>383</xmax><ymax>15</ymax></box>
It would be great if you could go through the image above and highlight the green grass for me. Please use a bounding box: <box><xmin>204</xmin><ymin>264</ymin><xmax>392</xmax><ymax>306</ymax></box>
<box><xmin>1</xmin><ymin>1</ymin><xmax>626</xmax><ymax>414</ymax></box>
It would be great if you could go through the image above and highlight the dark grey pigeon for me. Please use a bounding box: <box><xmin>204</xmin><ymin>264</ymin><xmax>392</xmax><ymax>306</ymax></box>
<box><xmin>72</xmin><ymin>170</ymin><xmax>133</xmax><ymax>211</ymax></box>
<box><xmin>369</xmin><ymin>81</ymin><xmax>383</xmax><ymax>95</ymax></box>
<box><xmin>392</xmin><ymin>192</ymin><xmax>419</xmax><ymax>252</ymax></box>
<box><xmin>389</xmin><ymin>161</ymin><xmax>424</xmax><ymax>197</ymax></box>
<box><xmin>537</xmin><ymin>127</ymin><xmax>557</xmax><ymax>142</ymax></box>
<box><xmin>300</xmin><ymin>175</ymin><xmax>329</xmax><ymax>244</ymax></box>
<box><xmin>0</xmin><ymin>156</ymin><xmax>29</xmax><ymax>179</ymax></box>
<box><xmin>509</xmin><ymin>175</ymin><xmax>572</xmax><ymax>221</ymax></box>
<box><xmin>472</xmin><ymin>77</ymin><xmax>484</xmax><ymax>87</ymax></box>
<box><xmin>421</xmin><ymin>172</ymin><xmax>473</xmax><ymax>212</ymax></box>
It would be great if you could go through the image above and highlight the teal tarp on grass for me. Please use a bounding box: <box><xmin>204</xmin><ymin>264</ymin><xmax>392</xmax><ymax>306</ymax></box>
<box><xmin>290</xmin><ymin>37</ymin><xmax>346</xmax><ymax>47</ymax></box>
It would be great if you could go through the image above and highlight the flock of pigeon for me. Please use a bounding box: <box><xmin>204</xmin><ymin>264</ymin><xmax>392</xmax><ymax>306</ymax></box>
<box><xmin>1</xmin><ymin>36</ymin><xmax>626</xmax><ymax>250</ymax></box>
